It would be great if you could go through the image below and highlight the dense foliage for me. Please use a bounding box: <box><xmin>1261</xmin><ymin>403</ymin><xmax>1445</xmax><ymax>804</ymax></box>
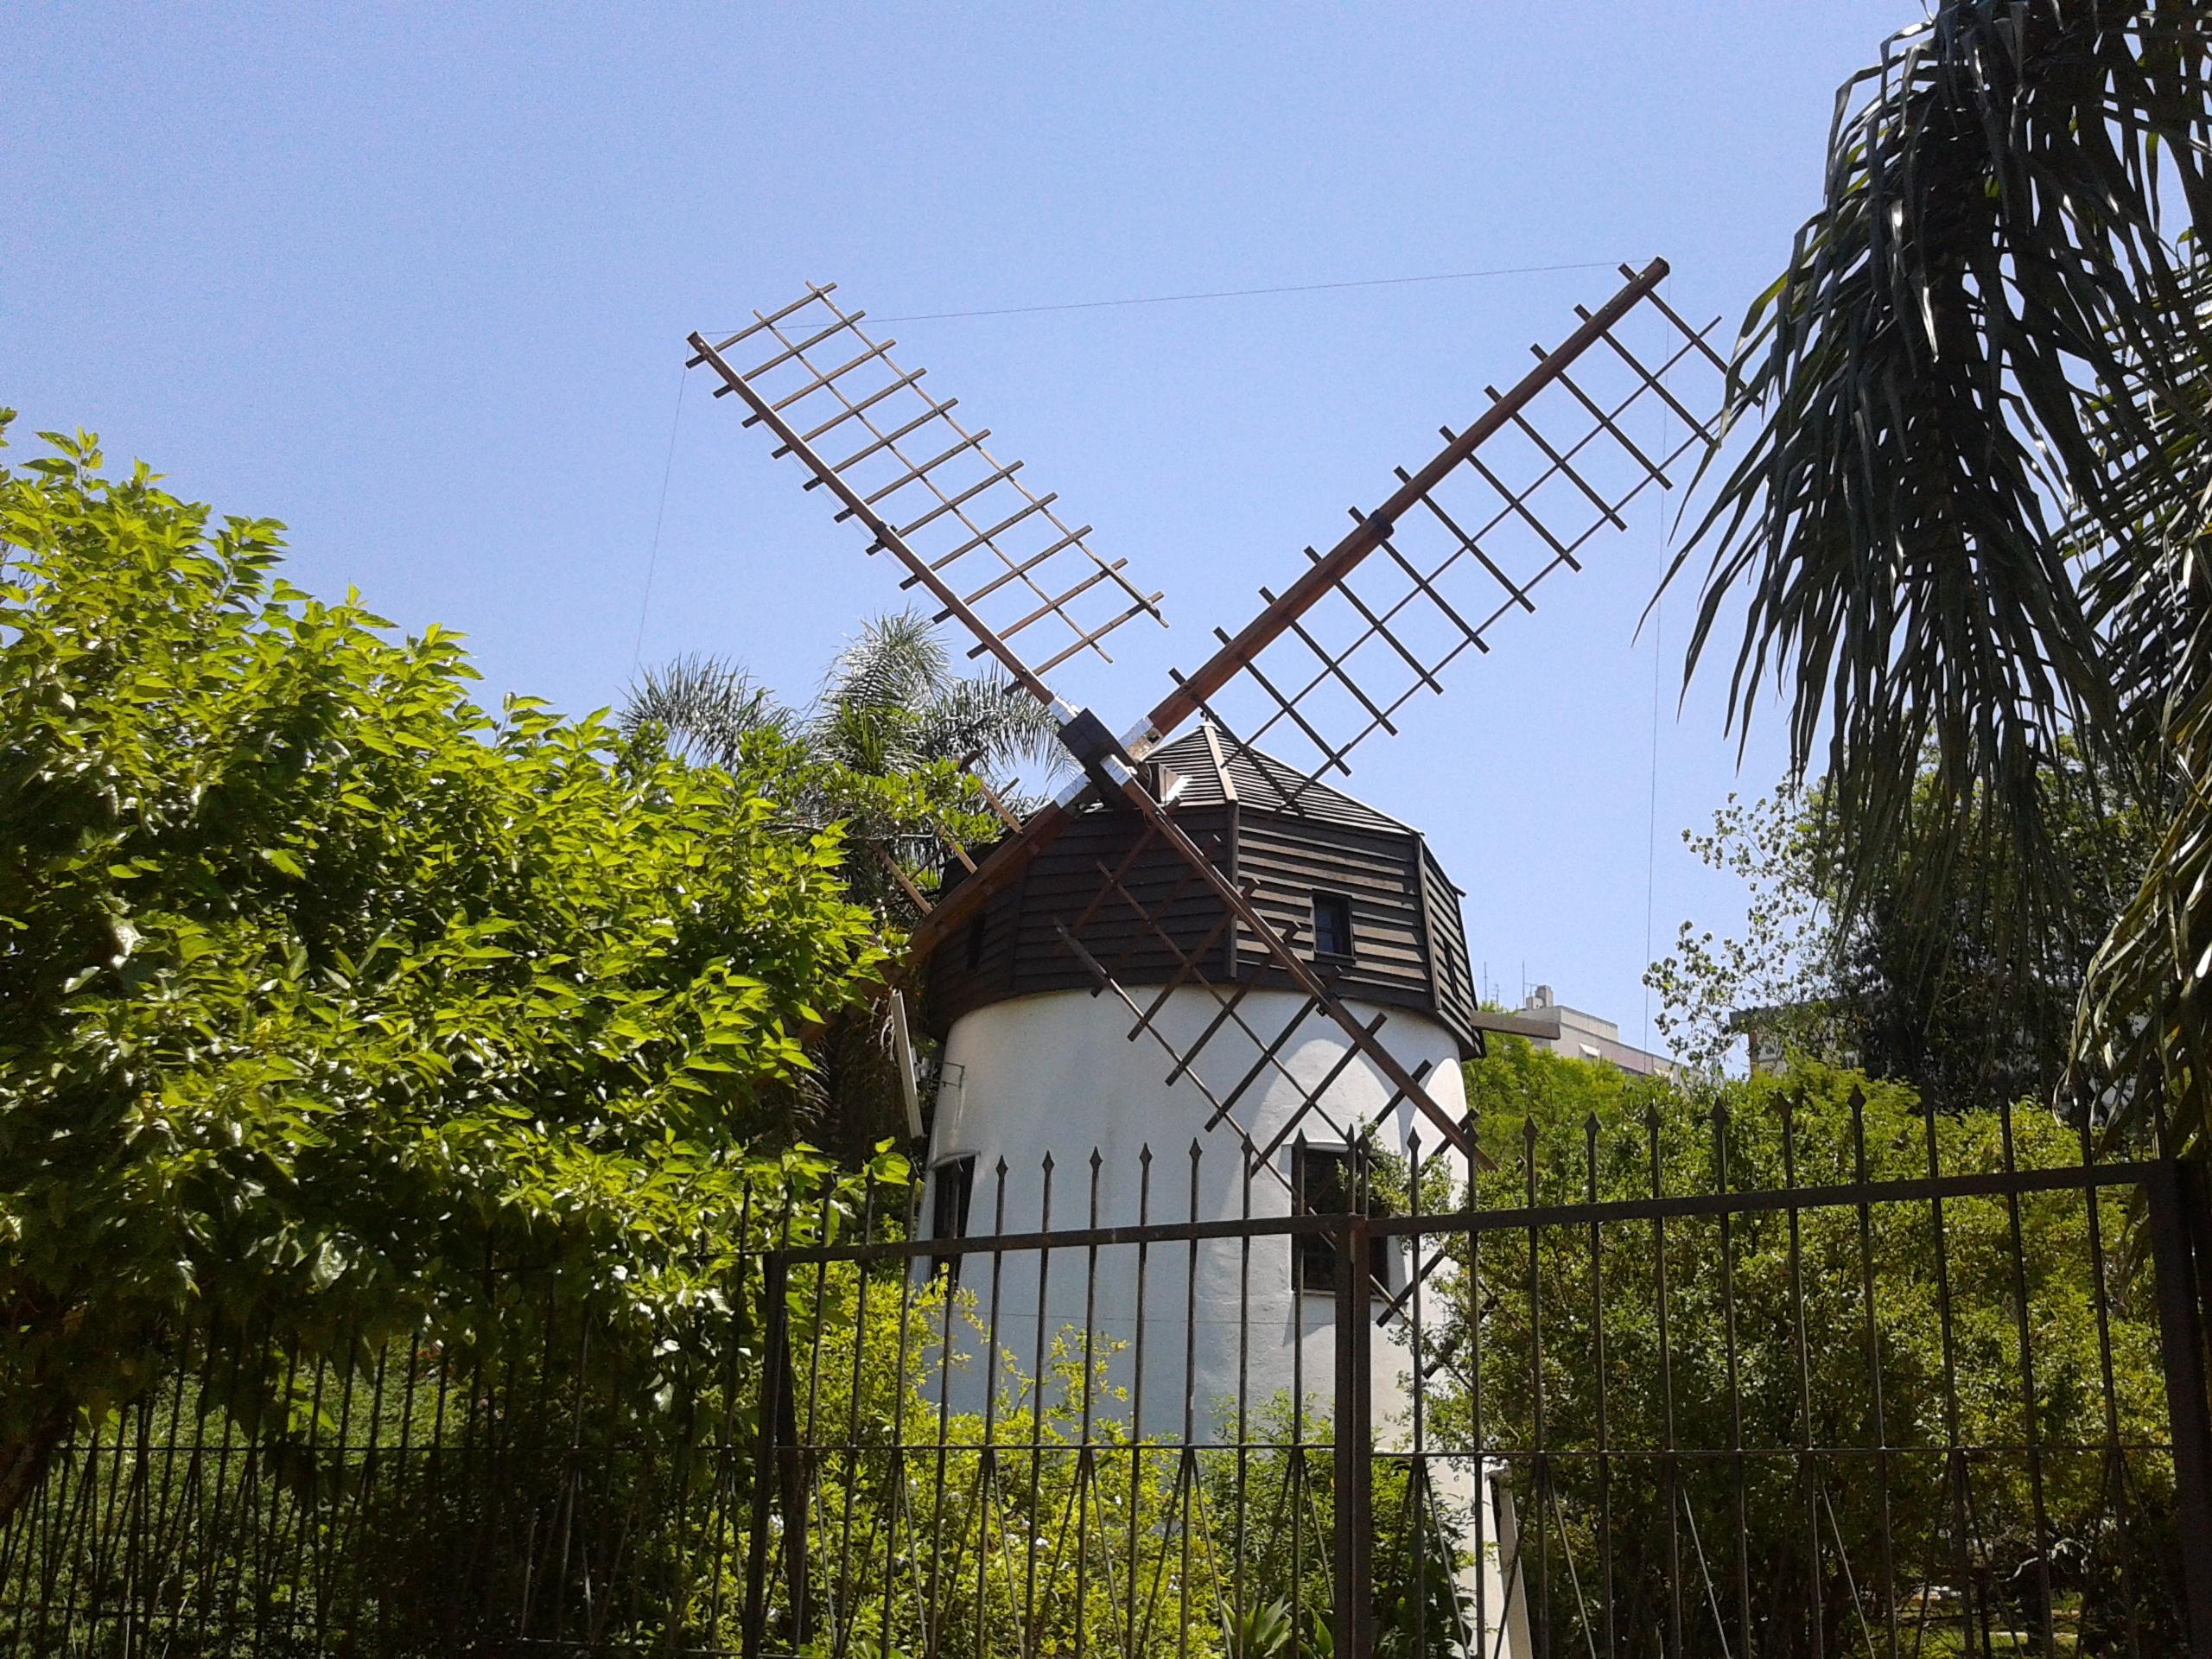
<box><xmin>1445</xmin><ymin>1042</ymin><xmax>2177</xmax><ymax>1651</ymax></box>
<box><xmin>0</xmin><ymin>417</ymin><xmax>910</xmax><ymax>1519</ymax></box>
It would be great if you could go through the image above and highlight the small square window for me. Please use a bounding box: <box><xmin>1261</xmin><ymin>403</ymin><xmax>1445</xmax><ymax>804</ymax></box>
<box><xmin>929</xmin><ymin>1154</ymin><xmax>976</xmax><ymax>1281</ymax></box>
<box><xmin>1311</xmin><ymin>892</ymin><xmax>1353</xmax><ymax>959</ymax></box>
<box><xmin>1290</xmin><ymin>1144</ymin><xmax>1391</xmax><ymax>1296</ymax></box>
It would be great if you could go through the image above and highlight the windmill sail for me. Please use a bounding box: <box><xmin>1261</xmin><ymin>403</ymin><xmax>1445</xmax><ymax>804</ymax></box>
<box><xmin>1128</xmin><ymin>259</ymin><xmax>1727</xmax><ymax>801</ymax></box>
<box><xmin>688</xmin><ymin>286</ymin><xmax>1166</xmax><ymax>703</ymax></box>
<box><xmin>685</xmin><ymin>285</ymin><xmax>1464</xmax><ymax>1150</ymax></box>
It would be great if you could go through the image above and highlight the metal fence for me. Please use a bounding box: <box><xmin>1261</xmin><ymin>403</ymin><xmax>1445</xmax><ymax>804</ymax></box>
<box><xmin>5</xmin><ymin>1097</ymin><xmax>2210</xmax><ymax>1657</ymax></box>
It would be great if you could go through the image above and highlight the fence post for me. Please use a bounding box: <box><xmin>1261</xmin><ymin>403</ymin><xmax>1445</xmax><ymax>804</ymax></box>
<box><xmin>2146</xmin><ymin>1159</ymin><xmax>2212</xmax><ymax>1659</ymax></box>
<box><xmin>778</xmin><ymin>1299</ymin><xmax>810</xmax><ymax>1649</ymax></box>
<box><xmin>741</xmin><ymin>1253</ymin><xmax>790</xmax><ymax>1659</ymax></box>
<box><xmin>1334</xmin><ymin>1216</ymin><xmax>1374</xmax><ymax>1659</ymax></box>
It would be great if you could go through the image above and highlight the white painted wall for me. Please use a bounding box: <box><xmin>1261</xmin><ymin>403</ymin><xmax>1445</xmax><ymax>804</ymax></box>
<box><xmin>928</xmin><ymin>985</ymin><xmax>1466</xmax><ymax>1425</ymax></box>
<box><xmin>921</xmin><ymin>986</ymin><xmax>1526</xmax><ymax>1645</ymax></box>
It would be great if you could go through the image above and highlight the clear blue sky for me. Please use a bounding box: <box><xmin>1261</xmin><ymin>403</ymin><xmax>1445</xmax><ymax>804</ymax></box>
<box><xmin>3</xmin><ymin>3</ymin><xmax>1913</xmax><ymax>1053</ymax></box>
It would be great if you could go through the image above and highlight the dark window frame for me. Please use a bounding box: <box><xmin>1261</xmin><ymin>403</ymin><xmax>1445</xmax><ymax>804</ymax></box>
<box><xmin>1289</xmin><ymin>1142</ymin><xmax>1393</xmax><ymax>1297</ymax></box>
<box><xmin>1310</xmin><ymin>890</ymin><xmax>1354</xmax><ymax>960</ymax></box>
<box><xmin>929</xmin><ymin>1154</ymin><xmax>977</xmax><ymax>1281</ymax></box>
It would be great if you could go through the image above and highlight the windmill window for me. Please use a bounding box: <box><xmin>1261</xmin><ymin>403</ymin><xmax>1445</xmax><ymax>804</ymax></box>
<box><xmin>929</xmin><ymin>1154</ymin><xmax>976</xmax><ymax>1281</ymax></box>
<box><xmin>1290</xmin><ymin>1143</ymin><xmax>1392</xmax><ymax>1296</ymax></box>
<box><xmin>1311</xmin><ymin>892</ymin><xmax>1354</xmax><ymax>959</ymax></box>
<box><xmin>964</xmin><ymin>912</ymin><xmax>988</xmax><ymax>972</ymax></box>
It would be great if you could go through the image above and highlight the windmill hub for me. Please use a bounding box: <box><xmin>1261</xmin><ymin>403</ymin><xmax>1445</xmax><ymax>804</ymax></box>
<box><xmin>1049</xmin><ymin>705</ymin><xmax>1139</xmax><ymax>804</ymax></box>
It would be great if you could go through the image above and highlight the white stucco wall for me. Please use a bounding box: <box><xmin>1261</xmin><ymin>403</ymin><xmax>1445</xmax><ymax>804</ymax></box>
<box><xmin>922</xmin><ymin>984</ymin><xmax>1525</xmax><ymax>1651</ymax></box>
<box><xmin>925</xmin><ymin>985</ymin><xmax>1469</xmax><ymax>1430</ymax></box>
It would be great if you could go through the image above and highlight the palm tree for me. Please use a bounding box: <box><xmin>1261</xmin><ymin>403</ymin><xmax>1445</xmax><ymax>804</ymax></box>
<box><xmin>620</xmin><ymin>652</ymin><xmax>795</xmax><ymax>766</ymax></box>
<box><xmin>804</xmin><ymin>607</ymin><xmax>1063</xmax><ymax>787</ymax></box>
<box><xmin>1669</xmin><ymin>3</ymin><xmax>2212</xmax><ymax>1144</ymax></box>
<box><xmin>626</xmin><ymin>609</ymin><xmax>1060</xmax><ymax>910</ymax></box>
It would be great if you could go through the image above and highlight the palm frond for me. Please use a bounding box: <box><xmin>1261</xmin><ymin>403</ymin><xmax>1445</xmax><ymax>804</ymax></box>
<box><xmin>620</xmin><ymin>652</ymin><xmax>794</xmax><ymax>766</ymax></box>
<box><xmin>1667</xmin><ymin>1</ymin><xmax>2212</xmax><ymax>1136</ymax></box>
<box><xmin>2079</xmin><ymin>512</ymin><xmax>2212</xmax><ymax>1146</ymax></box>
<box><xmin>817</xmin><ymin>609</ymin><xmax>950</xmax><ymax>719</ymax></box>
<box><xmin>915</xmin><ymin>671</ymin><xmax>1065</xmax><ymax>778</ymax></box>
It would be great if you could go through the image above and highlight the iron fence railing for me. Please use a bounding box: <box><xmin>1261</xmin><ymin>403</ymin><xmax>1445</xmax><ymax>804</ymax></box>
<box><xmin>4</xmin><ymin>1100</ymin><xmax>2209</xmax><ymax>1657</ymax></box>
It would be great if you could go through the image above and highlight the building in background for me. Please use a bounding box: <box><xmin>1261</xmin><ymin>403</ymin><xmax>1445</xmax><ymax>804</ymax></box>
<box><xmin>1482</xmin><ymin>984</ymin><xmax>1677</xmax><ymax>1078</ymax></box>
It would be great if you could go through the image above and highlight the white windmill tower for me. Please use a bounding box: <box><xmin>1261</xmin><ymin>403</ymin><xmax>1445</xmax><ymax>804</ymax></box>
<box><xmin>688</xmin><ymin>262</ymin><xmax>1724</xmax><ymax>1652</ymax></box>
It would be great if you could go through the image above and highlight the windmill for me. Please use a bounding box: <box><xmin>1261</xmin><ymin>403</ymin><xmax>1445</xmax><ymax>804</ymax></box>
<box><xmin>688</xmin><ymin>256</ymin><xmax>1719</xmax><ymax>1183</ymax></box>
<box><xmin>686</xmin><ymin>264</ymin><xmax>1724</xmax><ymax>1643</ymax></box>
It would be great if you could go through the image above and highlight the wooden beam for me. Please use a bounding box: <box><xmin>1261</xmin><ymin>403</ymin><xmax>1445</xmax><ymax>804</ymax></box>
<box><xmin>1128</xmin><ymin>257</ymin><xmax>1669</xmax><ymax>754</ymax></box>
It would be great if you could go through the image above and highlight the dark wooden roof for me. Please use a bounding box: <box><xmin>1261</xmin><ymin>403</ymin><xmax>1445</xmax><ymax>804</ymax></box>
<box><xmin>922</xmin><ymin>728</ymin><xmax>1481</xmax><ymax>1059</ymax></box>
<box><xmin>1139</xmin><ymin>728</ymin><xmax>1414</xmax><ymax>836</ymax></box>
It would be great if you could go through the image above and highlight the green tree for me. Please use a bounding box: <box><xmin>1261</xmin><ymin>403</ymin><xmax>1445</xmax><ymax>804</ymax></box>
<box><xmin>626</xmin><ymin>613</ymin><xmax>1055</xmax><ymax>1157</ymax></box>
<box><xmin>0</xmin><ymin>417</ymin><xmax>910</xmax><ymax>1521</ymax></box>
<box><xmin>1667</xmin><ymin>3</ymin><xmax>2212</xmax><ymax>1146</ymax></box>
<box><xmin>625</xmin><ymin>609</ymin><xmax>1058</xmax><ymax>914</ymax></box>
<box><xmin>1643</xmin><ymin>784</ymin><xmax>1836</xmax><ymax>1076</ymax></box>
<box><xmin>1443</xmin><ymin>1044</ymin><xmax>2174</xmax><ymax>1650</ymax></box>
<box><xmin>1650</xmin><ymin>742</ymin><xmax>2155</xmax><ymax>1108</ymax></box>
